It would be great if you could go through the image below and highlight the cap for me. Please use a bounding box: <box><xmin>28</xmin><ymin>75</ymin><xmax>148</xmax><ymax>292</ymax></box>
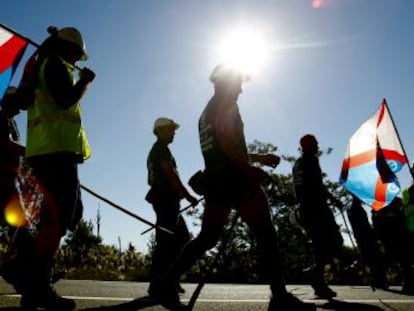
<box><xmin>209</xmin><ymin>64</ymin><xmax>250</xmax><ymax>84</ymax></box>
<box><xmin>153</xmin><ymin>117</ymin><xmax>179</xmax><ymax>133</ymax></box>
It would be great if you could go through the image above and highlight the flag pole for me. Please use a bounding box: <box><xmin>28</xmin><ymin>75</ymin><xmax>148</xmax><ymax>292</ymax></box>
<box><xmin>0</xmin><ymin>22</ymin><xmax>40</xmax><ymax>48</ymax></box>
<box><xmin>383</xmin><ymin>99</ymin><xmax>414</xmax><ymax>181</ymax></box>
<box><xmin>0</xmin><ymin>22</ymin><xmax>82</xmax><ymax>71</ymax></box>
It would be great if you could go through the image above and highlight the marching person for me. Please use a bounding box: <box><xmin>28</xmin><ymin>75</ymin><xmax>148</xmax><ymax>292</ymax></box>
<box><xmin>347</xmin><ymin>194</ymin><xmax>388</xmax><ymax>289</ymax></box>
<box><xmin>2</xmin><ymin>26</ymin><xmax>95</xmax><ymax>310</ymax></box>
<box><xmin>146</xmin><ymin>117</ymin><xmax>199</xmax><ymax>296</ymax></box>
<box><xmin>292</xmin><ymin>134</ymin><xmax>344</xmax><ymax>299</ymax></box>
<box><xmin>372</xmin><ymin>196</ymin><xmax>414</xmax><ymax>294</ymax></box>
<box><xmin>149</xmin><ymin>64</ymin><xmax>316</xmax><ymax>311</ymax></box>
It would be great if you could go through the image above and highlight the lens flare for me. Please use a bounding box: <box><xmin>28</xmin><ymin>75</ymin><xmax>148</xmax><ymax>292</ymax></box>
<box><xmin>213</xmin><ymin>25</ymin><xmax>270</xmax><ymax>77</ymax></box>
<box><xmin>312</xmin><ymin>0</ymin><xmax>322</xmax><ymax>8</ymax></box>
<box><xmin>4</xmin><ymin>195</ymin><xmax>26</xmax><ymax>227</ymax></box>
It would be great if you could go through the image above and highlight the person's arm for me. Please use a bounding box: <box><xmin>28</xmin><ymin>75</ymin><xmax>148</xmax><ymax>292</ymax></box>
<box><xmin>215</xmin><ymin>106</ymin><xmax>251</xmax><ymax>175</ymax></box>
<box><xmin>292</xmin><ymin>160</ymin><xmax>306</xmax><ymax>206</ymax></box>
<box><xmin>215</xmin><ymin>107</ymin><xmax>280</xmax><ymax>185</ymax></box>
<box><xmin>160</xmin><ymin>160</ymin><xmax>199</xmax><ymax>206</ymax></box>
<box><xmin>44</xmin><ymin>56</ymin><xmax>94</xmax><ymax>109</ymax></box>
<box><xmin>248</xmin><ymin>153</ymin><xmax>280</xmax><ymax>168</ymax></box>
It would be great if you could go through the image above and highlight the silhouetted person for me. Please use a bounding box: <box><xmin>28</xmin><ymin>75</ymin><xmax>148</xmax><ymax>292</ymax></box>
<box><xmin>146</xmin><ymin>117</ymin><xmax>198</xmax><ymax>296</ymax></box>
<box><xmin>293</xmin><ymin>134</ymin><xmax>343</xmax><ymax>299</ymax></box>
<box><xmin>149</xmin><ymin>65</ymin><xmax>316</xmax><ymax>311</ymax></box>
<box><xmin>372</xmin><ymin>196</ymin><xmax>414</xmax><ymax>294</ymax></box>
<box><xmin>2</xmin><ymin>26</ymin><xmax>95</xmax><ymax>310</ymax></box>
<box><xmin>347</xmin><ymin>195</ymin><xmax>388</xmax><ymax>289</ymax></box>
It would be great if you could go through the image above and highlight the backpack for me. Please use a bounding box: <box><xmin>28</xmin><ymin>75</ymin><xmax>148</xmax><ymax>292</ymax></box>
<box><xmin>15</xmin><ymin>51</ymin><xmax>40</xmax><ymax>110</ymax></box>
<box><xmin>15</xmin><ymin>26</ymin><xmax>58</xmax><ymax>110</ymax></box>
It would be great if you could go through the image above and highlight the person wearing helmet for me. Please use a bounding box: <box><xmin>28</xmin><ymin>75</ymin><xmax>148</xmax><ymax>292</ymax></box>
<box><xmin>2</xmin><ymin>26</ymin><xmax>95</xmax><ymax>311</ymax></box>
<box><xmin>146</xmin><ymin>117</ymin><xmax>199</xmax><ymax>297</ymax></box>
<box><xmin>292</xmin><ymin>134</ymin><xmax>343</xmax><ymax>299</ymax></box>
<box><xmin>149</xmin><ymin>65</ymin><xmax>316</xmax><ymax>311</ymax></box>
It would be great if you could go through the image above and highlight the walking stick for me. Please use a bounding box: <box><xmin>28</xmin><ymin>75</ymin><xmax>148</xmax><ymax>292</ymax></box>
<box><xmin>186</xmin><ymin>211</ymin><xmax>239</xmax><ymax>310</ymax></box>
<box><xmin>336</xmin><ymin>206</ymin><xmax>358</xmax><ymax>251</ymax></box>
<box><xmin>140</xmin><ymin>197</ymin><xmax>204</xmax><ymax>236</ymax></box>
<box><xmin>80</xmin><ymin>185</ymin><xmax>173</xmax><ymax>235</ymax></box>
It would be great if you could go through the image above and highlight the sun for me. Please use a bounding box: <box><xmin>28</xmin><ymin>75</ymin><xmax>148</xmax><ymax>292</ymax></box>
<box><xmin>212</xmin><ymin>26</ymin><xmax>270</xmax><ymax>78</ymax></box>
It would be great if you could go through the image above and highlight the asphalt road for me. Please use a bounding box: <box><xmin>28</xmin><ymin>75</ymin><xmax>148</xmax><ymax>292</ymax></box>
<box><xmin>1</xmin><ymin>279</ymin><xmax>414</xmax><ymax>310</ymax></box>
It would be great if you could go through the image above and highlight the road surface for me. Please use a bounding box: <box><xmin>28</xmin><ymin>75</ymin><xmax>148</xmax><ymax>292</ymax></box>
<box><xmin>1</xmin><ymin>279</ymin><xmax>414</xmax><ymax>310</ymax></box>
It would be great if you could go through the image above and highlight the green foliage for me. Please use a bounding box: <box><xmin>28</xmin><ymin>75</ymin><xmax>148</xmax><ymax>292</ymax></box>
<box><xmin>54</xmin><ymin>219</ymin><xmax>151</xmax><ymax>281</ymax></box>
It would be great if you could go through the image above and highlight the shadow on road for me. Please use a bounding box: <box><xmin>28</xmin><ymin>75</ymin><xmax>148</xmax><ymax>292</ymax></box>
<box><xmin>0</xmin><ymin>298</ymin><xmax>389</xmax><ymax>311</ymax></box>
<box><xmin>319</xmin><ymin>299</ymin><xmax>385</xmax><ymax>311</ymax></box>
<box><xmin>80</xmin><ymin>295</ymin><xmax>159</xmax><ymax>311</ymax></box>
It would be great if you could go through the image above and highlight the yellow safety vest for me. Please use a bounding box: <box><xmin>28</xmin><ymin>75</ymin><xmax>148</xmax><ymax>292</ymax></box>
<box><xmin>26</xmin><ymin>57</ymin><xmax>91</xmax><ymax>160</ymax></box>
<box><xmin>402</xmin><ymin>187</ymin><xmax>414</xmax><ymax>233</ymax></box>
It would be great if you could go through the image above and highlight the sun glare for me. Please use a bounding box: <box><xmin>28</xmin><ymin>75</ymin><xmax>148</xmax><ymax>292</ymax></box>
<box><xmin>4</xmin><ymin>196</ymin><xmax>26</xmax><ymax>227</ymax></box>
<box><xmin>213</xmin><ymin>26</ymin><xmax>270</xmax><ymax>77</ymax></box>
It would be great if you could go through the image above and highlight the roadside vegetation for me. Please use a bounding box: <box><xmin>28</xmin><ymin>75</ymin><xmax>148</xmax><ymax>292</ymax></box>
<box><xmin>0</xmin><ymin>141</ymin><xmax>403</xmax><ymax>286</ymax></box>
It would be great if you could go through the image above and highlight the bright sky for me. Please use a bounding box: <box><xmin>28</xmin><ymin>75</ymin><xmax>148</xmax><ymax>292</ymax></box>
<box><xmin>2</xmin><ymin>0</ymin><xmax>414</xmax><ymax>253</ymax></box>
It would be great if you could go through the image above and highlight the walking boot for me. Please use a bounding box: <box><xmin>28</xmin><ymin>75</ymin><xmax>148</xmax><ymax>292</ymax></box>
<box><xmin>20</xmin><ymin>286</ymin><xmax>76</xmax><ymax>311</ymax></box>
<box><xmin>312</xmin><ymin>284</ymin><xmax>337</xmax><ymax>299</ymax></box>
<box><xmin>311</xmin><ymin>270</ymin><xmax>337</xmax><ymax>299</ymax></box>
<box><xmin>401</xmin><ymin>265</ymin><xmax>414</xmax><ymax>295</ymax></box>
<box><xmin>148</xmin><ymin>276</ymin><xmax>186</xmax><ymax>310</ymax></box>
<box><xmin>267</xmin><ymin>292</ymin><xmax>316</xmax><ymax>311</ymax></box>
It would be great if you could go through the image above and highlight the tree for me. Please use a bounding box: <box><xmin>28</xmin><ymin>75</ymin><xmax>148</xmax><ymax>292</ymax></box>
<box><xmin>61</xmin><ymin>219</ymin><xmax>102</xmax><ymax>266</ymax></box>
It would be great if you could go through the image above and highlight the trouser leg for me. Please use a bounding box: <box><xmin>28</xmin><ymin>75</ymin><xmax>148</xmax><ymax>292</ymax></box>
<box><xmin>165</xmin><ymin>228</ymin><xmax>221</xmax><ymax>282</ymax></box>
<box><xmin>151</xmin><ymin>200</ymin><xmax>182</xmax><ymax>279</ymax></box>
<box><xmin>250</xmin><ymin>216</ymin><xmax>286</xmax><ymax>295</ymax></box>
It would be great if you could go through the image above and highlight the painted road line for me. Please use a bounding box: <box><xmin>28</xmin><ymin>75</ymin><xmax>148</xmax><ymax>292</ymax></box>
<box><xmin>2</xmin><ymin>294</ymin><xmax>414</xmax><ymax>305</ymax></box>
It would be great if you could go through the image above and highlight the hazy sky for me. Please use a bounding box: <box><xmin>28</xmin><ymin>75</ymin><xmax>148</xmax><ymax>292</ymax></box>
<box><xmin>2</xmin><ymin>0</ymin><xmax>414</xmax><ymax>253</ymax></box>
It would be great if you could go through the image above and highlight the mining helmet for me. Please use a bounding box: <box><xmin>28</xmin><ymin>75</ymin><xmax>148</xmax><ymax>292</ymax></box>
<box><xmin>57</xmin><ymin>27</ymin><xmax>88</xmax><ymax>61</ymax></box>
<box><xmin>153</xmin><ymin>117</ymin><xmax>179</xmax><ymax>134</ymax></box>
<box><xmin>209</xmin><ymin>64</ymin><xmax>250</xmax><ymax>84</ymax></box>
<box><xmin>299</xmin><ymin>134</ymin><xmax>318</xmax><ymax>151</ymax></box>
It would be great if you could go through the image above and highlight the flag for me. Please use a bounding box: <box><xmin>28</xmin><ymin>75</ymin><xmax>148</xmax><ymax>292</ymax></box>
<box><xmin>0</xmin><ymin>25</ymin><xmax>28</xmax><ymax>105</ymax></box>
<box><xmin>340</xmin><ymin>100</ymin><xmax>407</xmax><ymax>211</ymax></box>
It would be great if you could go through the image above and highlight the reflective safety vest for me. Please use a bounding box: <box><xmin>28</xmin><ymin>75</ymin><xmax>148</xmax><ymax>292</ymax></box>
<box><xmin>402</xmin><ymin>187</ymin><xmax>414</xmax><ymax>233</ymax></box>
<box><xmin>26</xmin><ymin>57</ymin><xmax>91</xmax><ymax>160</ymax></box>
